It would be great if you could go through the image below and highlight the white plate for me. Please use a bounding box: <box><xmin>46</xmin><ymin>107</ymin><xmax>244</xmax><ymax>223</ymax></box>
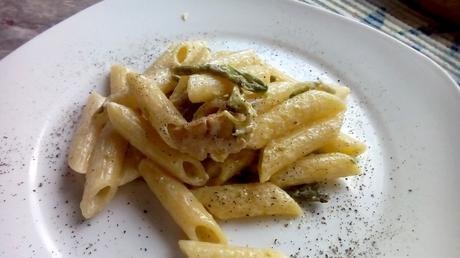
<box><xmin>1</xmin><ymin>0</ymin><xmax>459</xmax><ymax>257</ymax></box>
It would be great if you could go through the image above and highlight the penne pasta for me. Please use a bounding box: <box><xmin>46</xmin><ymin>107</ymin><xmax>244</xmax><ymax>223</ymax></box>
<box><xmin>250</xmin><ymin>81</ymin><xmax>310</xmax><ymax>113</ymax></box>
<box><xmin>168</xmin><ymin>76</ymin><xmax>199</xmax><ymax>120</ymax></box>
<box><xmin>106</xmin><ymin>102</ymin><xmax>208</xmax><ymax>186</ymax></box>
<box><xmin>187</xmin><ymin>74</ymin><xmax>233</xmax><ymax>103</ymax></box>
<box><xmin>80</xmin><ymin>123</ymin><xmax>128</xmax><ymax>219</ymax></box>
<box><xmin>169</xmin><ymin>76</ymin><xmax>190</xmax><ymax>109</ymax></box>
<box><xmin>263</xmin><ymin>64</ymin><xmax>296</xmax><ymax>83</ymax></box>
<box><xmin>206</xmin><ymin>149</ymin><xmax>257</xmax><ymax>185</ymax></box>
<box><xmin>108</xmin><ymin>65</ymin><xmax>139</xmax><ymax>109</ymax></box>
<box><xmin>67</xmin><ymin>42</ymin><xmax>366</xmax><ymax>256</ymax></box>
<box><xmin>250</xmin><ymin>82</ymin><xmax>350</xmax><ymax>114</ymax></box>
<box><xmin>317</xmin><ymin>133</ymin><xmax>366</xmax><ymax>157</ymax></box>
<box><xmin>259</xmin><ymin>116</ymin><xmax>343</xmax><ymax>182</ymax></box>
<box><xmin>68</xmin><ymin>92</ymin><xmax>107</xmax><ymax>174</ymax></box>
<box><xmin>139</xmin><ymin>159</ymin><xmax>227</xmax><ymax>244</ymax></box>
<box><xmin>127</xmin><ymin>72</ymin><xmax>187</xmax><ymax>148</ymax></box>
<box><xmin>192</xmin><ymin>99</ymin><xmax>227</xmax><ymax>120</ymax></box>
<box><xmin>144</xmin><ymin>41</ymin><xmax>211</xmax><ymax>94</ymax></box>
<box><xmin>330</xmin><ymin>84</ymin><xmax>350</xmax><ymax>100</ymax></box>
<box><xmin>270</xmin><ymin>153</ymin><xmax>361</xmax><ymax>188</ymax></box>
<box><xmin>167</xmin><ymin>111</ymin><xmax>247</xmax><ymax>162</ymax></box>
<box><xmin>192</xmin><ymin>183</ymin><xmax>302</xmax><ymax>219</ymax></box>
<box><xmin>179</xmin><ymin>240</ymin><xmax>287</xmax><ymax>258</ymax></box>
<box><xmin>210</xmin><ymin>49</ymin><xmax>262</xmax><ymax>68</ymax></box>
<box><xmin>119</xmin><ymin>145</ymin><xmax>143</xmax><ymax>186</ymax></box>
<box><xmin>248</xmin><ymin>90</ymin><xmax>345</xmax><ymax>149</ymax></box>
<box><xmin>239</xmin><ymin>64</ymin><xmax>271</xmax><ymax>84</ymax></box>
<box><xmin>110</xmin><ymin>64</ymin><xmax>130</xmax><ymax>94</ymax></box>
<box><xmin>210</xmin><ymin>50</ymin><xmax>233</xmax><ymax>60</ymax></box>
<box><xmin>186</xmin><ymin>62</ymin><xmax>270</xmax><ymax>104</ymax></box>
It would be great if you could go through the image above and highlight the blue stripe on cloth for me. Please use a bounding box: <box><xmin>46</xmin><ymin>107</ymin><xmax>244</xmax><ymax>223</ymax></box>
<box><xmin>301</xmin><ymin>0</ymin><xmax>460</xmax><ymax>86</ymax></box>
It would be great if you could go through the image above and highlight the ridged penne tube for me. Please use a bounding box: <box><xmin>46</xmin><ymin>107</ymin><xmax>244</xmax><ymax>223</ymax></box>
<box><xmin>187</xmin><ymin>74</ymin><xmax>233</xmax><ymax>103</ymax></box>
<box><xmin>109</xmin><ymin>91</ymin><xmax>138</xmax><ymax>110</ymax></box>
<box><xmin>169</xmin><ymin>76</ymin><xmax>189</xmax><ymax>108</ymax></box>
<box><xmin>80</xmin><ymin>123</ymin><xmax>128</xmax><ymax>219</ymax></box>
<box><xmin>192</xmin><ymin>99</ymin><xmax>227</xmax><ymax>120</ymax></box>
<box><xmin>68</xmin><ymin>92</ymin><xmax>107</xmax><ymax>174</ymax></box>
<box><xmin>110</xmin><ymin>64</ymin><xmax>130</xmax><ymax>94</ymax></box>
<box><xmin>263</xmin><ymin>64</ymin><xmax>296</xmax><ymax>83</ymax></box>
<box><xmin>330</xmin><ymin>84</ymin><xmax>350</xmax><ymax>100</ymax></box>
<box><xmin>206</xmin><ymin>149</ymin><xmax>257</xmax><ymax>185</ymax></box>
<box><xmin>270</xmin><ymin>153</ymin><xmax>361</xmax><ymax>188</ymax></box>
<box><xmin>139</xmin><ymin>159</ymin><xmax>227</xmax><ymax>244</ymax></box>
<box><xmin>251</xmin><ymin>81</ymin><xmax>311</xmax><ymax>113</ymax></box>
<box><xmin>251</xmin><ymin>82</ymin><xmax>350</xmax><ymax>114</ymax></box>
<box><xmin>185</xmin><ymin>50</ymin><xmax>265</xmax><ymax>103</ymax></box>
<box><xmin>192</xmin><ymin>183</ymin><xmax>302</xmax><ymax>219</ymax></box>
<box><xmin>210</xmin><ymin>50</ymin><xmax>233</xmax><ymax>60</ymax></box>
<box><xmin>210</xmin><ymin>49</ymin><xmax>262</xmax><ymax>68</ymax></box>
<box><xmin>119</xmin><ymin>145</ymin><xmax>143</xmax><ymax>186</ymax></box>
<box><xmin>169</xmin><ymin>76</ymin><xmax>198</xmax><ymax>120</ymax></box>
<box><xmin>179</xmin><ymin>240</ymin><xmax>287</xmax><ymax>258</ymax></box>
<box><xmin>127</xmin><ymin>73</ymin><xmax>186</xmax><ymax>148</ymax></box>
<box><xmin>144</xmin><ymin>41</ymin><xmax>211</xmax><ymax>93</ymax></box>
<box><xmin>239</xmin><ymin>64</ymin><xmax>271</xmax><ymax>84</ymax></box>
<box><xmin>108</xmin><ymin>65</ymin><xmax>138</xmax><ymax>109</ymax></box>
<box><xmin>106</xmin><ymin>102</ymin><xmax>208</xmax><ymax>186</ymax></box>
<box><xmin>317</xmin><ymin>133</ymin><xmax>366</xmax><ymax>157</ymax></box>
<box><xmin>259</xmin><ymin>116</ymin><xmax>343</xmax><ymax>182</ymax></box>
<box><xmin>248</xmin><ymin>90</ymin><xmax>346</xmax><ymax>149</ymax></box>
<box><xmin>186</xmin><ymin>64</ymin><xmax>271</xmax><ymax>104</ymax></box>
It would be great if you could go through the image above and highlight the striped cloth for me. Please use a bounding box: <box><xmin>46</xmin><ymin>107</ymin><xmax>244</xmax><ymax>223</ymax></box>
<box><xmin>302</xmin><ymin>0</ymin><xmax>460</xmax><ymax>85</ymax></box>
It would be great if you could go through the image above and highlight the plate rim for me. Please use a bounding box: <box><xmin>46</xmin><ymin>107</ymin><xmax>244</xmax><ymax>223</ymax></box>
<box><xmin>1</xmin><ymin>0</ymin><xmax>457</xmax><ymax>94</ymax></box>
<box><xmin>1</xmin><ymin>0</ymin><xmax>459</xmax><ymax>257</ymax></box>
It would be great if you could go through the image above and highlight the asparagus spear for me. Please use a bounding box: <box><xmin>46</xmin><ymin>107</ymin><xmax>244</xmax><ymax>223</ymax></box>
<box><xmin>173</xmin><ymin>64</ymin><xmax>268</xmax><ymax>92</ymax></box>
<box><xmin>286</xmin><ymin>183</ymin><xmax>330</xmax><ymax>203</ymax></box>
<box><xmin>289</xmin><ymin>82</ymin><xmax>336</xmax><ymax>98</ymax></box>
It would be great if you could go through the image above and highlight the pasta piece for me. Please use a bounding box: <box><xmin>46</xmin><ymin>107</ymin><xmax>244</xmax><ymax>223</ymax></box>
<box><xmin>68</xmin><ymin>92</ymin><xmax>107</xmax><ymax>174</ymax></box>
<box><xmin>139</xmin><ymin>159</ymin><xmax>227</xmax><ymax>244</ymax></box>
<box><xmin>259</xmin><ymin>116</ymin><xmax>343</xmax><ymax>182</ymax></box>
<box><xmin>130</xmin><ymin>72</ymin><xmax>247</xmax><ymax>162</ymax></box>
<box><xmin>119</xmin><ymin>145</ymin><xmax>143</xmax><ymax>186</ymax></box>
<box><xmin>192</xmin><ymin>183</ymin><xmax>302</xmax><ymax>219</ymax></box>
<box><xmin>250</xmin><ymin>81</ymin><xmax>310</xmax><ymax>113</ymax></box>
<box><xmin>206</xmin><ymin>149</ymin><xmax>257</xmax><ymax>185</ymax></box>
<box><xmin>169</xmin><ymin>76</ymin><xmax>189</xmax><ymax>109</ymax></box>
<box><xmin>144</xmin><ymin>41</ymin><xmax>211</xmax><ymax>93</ymax></box>
<box><xmin>167</xmin><ymin>111</ymin><xmax>247</xmax><ymax>161</ymax></box>
<box><xmin>192</xmin><ymin>99</ymin><xmax>227</xmax><ymax>120</ymax></box>
<box><xmin>250</xmin><ymin>82</ymin><xmax>350</xmax><ymax>113</ymax></box>
<box><xmin>239</xmin><ymin>64</ymin><xmax>271</xmax><ymax>84</ymax></box>
<box><xmin>210</xmin><ymin>49</ymin><xmax>262</xmax><ymax>68</ymax></box>
<box><xmin>186</xmin><ymin>64</ymin><xmax>269</xmax><ymax>104</ymax></box>
<box><xmin>210</xmin><ymin>50</ymin><xmax>233</xmax><ymax>60</ymax></box>
<box><xmin>110</xmin><ymin>64</ymin><xmax>130</xmax><ymax>94</ymax></box>
<box><xmin>179</xmin><ymin>240</ymin><xmax>286</xmax><ymax>258</ymax></box>
<box><xmin>168</xmin><ymin>76</ymin><xmax>200</xmax><ymax>120</ymax></box>
<box><xmin>106</xmin><ymin>102</ymin><xmax>208</xmax><ymax>186</ymax></box>
<box><xmin>109</xmin><ymin>91</ymin><xmax>138</xmax><ymax>110</ymax></box>
<box><xmin>108</xmin><ymin>64</ymin><xmax>139</xmax><ymax>109</ymax></box>
<box><xmin>270</xmin><ymin>153</ymin><xmax>361</xmax><ymax>188</ymax></box>
<box><xmin>187</xmin><ymin>75</ymin><xmax>233</xmax><ymax>103</ymax></box>
<box><xmin>263</xmin><ymin>64</ymin><xmax>296</xmax><ymax>83</ymax></box>
<box><xmin>248</xmin><ymin>90</ymin><xmax>345</xmax><ymax>149</ymax></box>
<box><xmin>330</xmin><ymin>84</ymin><xmax>350</xmax><ymax>100</ymax></box>
<box><xmin>317</xmin><ymin>133</ymin><xmax>366</xmax><ymax>156</ymax></box>
<box><xmin>127</xmin><ymin>72</ymin><xmax>187</xmax><ymax>147</ymax></box>
<box><xmin>80</xmin><ymin>123</ymin><xmax>128</xmax><ymax>219</ymax></box>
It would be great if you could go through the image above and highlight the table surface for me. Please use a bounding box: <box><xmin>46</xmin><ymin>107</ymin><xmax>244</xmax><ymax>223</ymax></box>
<box><xmin>0</xmin><ymin>0</ymin><xmax>459</xmax><ymax>84</ymax></box>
